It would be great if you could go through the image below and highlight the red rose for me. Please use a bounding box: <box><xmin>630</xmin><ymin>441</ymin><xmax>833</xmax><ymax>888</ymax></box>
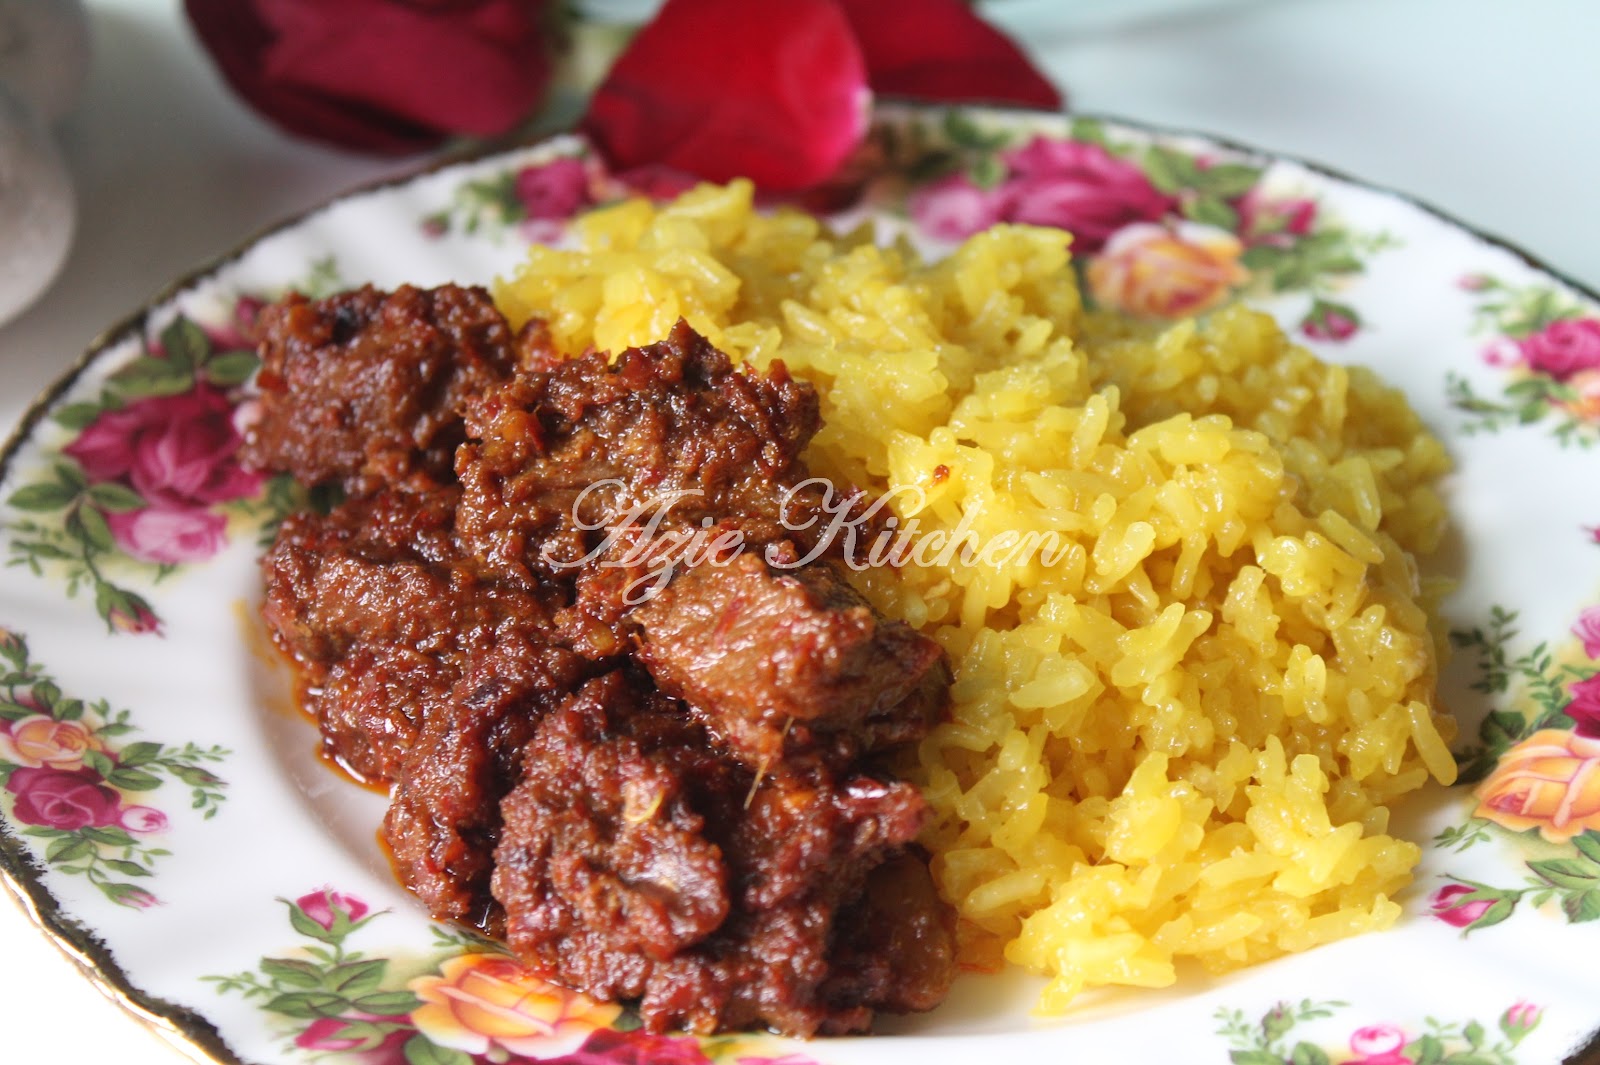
<box><xmin>834</xmin><ymin>0</ymin><xmax>1060</xmax><ymax>109</ymax></box>
<box><xmin>583</xmin><ymin>0</ymin><xmax>869</xmax><ymax>192</ymax></box>
<box><xmin>994</xmin><ymin>137</ymin><xmax>1174</xmax><ymax>253</ymax></box>
<box><xmin>184</xmin><ymin>0</ymin><xmax>557</xmax><ymax>154</ymax></box>
<box><xmin>6</xmin><ymin>767</ymin><xmax>121</xmax><ymax>831</ymax></box>
<box><xmin>582</xmin><ymin>0</ymin><xmax>1060</xmax><ymax>194</ymax></box>
<box><xmin>1517</xmin><ymin>318</ymin><xmax>1600</xmax><ymax>381</ymax></box>
<box><xmin>64</xmin><ymin>384</ymin><xmax>260</xmax><ymax>509</ymax></box>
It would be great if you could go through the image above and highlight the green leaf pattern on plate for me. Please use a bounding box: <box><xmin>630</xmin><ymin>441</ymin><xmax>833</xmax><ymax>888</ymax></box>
<box><xmin>0</xmin><ymin>627</ymin><xmax>228</xmax><ymax>906</ymax></box>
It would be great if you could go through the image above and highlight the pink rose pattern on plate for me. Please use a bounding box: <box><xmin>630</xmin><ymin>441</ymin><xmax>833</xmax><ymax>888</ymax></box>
<box><xmin>0</xmin><ymin>627</ymin><xmax>228</xmax><ymax>906</ymax></box>
<box><xmin>5</xmin><ymin>307</ymin><xmax>265</xmax><ymax>633</ymax></box>
<box><xmin>1431</xmin><ymin>576</ymin><xmax>1600</xmax><ymax>934</ymax></box>
<box><xmin>1447</xmin><ymin>274</ymin><xmax>1600</xmax><ymax>447</ymax></box>
<box><xmin>2</xmin><ymin>279</ymin><xmax>345</xmax><ymax>633</ymax></box>
<box><xmin>403</xmin><ymin>125</ymin><xmax>1600</xmax><ymax>991</ymax></box>
<box><xmin>207</xmin><ymin>894</ymin><xmax>824</xmax><ymax>1065</ymax></box>
<box><xmin>1216</xmin><ymin>999</ymin><xmax>1543</xmax><ymax>1065</ymax></box>
<box><xmin>909</xmin><ymin>134</ymin><xmax>1175</xmax><ymax>251</ymax></box>
<box><xmin>892</xmin><ymin>114</ymin><xmax>1390</xmax><ymax>338</ymax></box>
<box><xmin>0</xmin><ymin>110</ymin><xmax>1596</xmax><ymax>1062</ymax></box>
<box><xmin>421</xmin><ymin>147</ymin><xmax>709</xmax><ymax>245</ymax></box>
<box><xmin>417</xmin><ymin>116</ymin><xmax>1393</xmax><ymax>345</ymax></box>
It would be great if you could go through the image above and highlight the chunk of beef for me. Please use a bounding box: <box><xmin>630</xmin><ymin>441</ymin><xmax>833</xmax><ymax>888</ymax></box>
<box><xmin>243</xmin><ymin>284</ymin><xmax>521</xmax><ymax>494</ymax></box>
<box><xmin>247</xmin><ymin>287</ymin><xmax>959</xmax><ymax>1034</ymax></box>
<box><xmin>820</xmin><ymin>853</ymin><xmax>958</xmax><ymax>1016</ymax></box>
<box><xmin>315</xmin><ymin>642</ymin><xmax>456</xmax><ymax>784</ymax></box>
<box><xmin>259</xmin><ymin>485</ymin><xmax>571</xmax><ymax>784</ymax></box>
<box><xmin>260</xmin><ymin>502</ymin><xmax>457</xmax><ymax>682</ymax></box>
<box><xmin>259</xmin><ymin>487</ymin><xmax>460</xmax><ymax>778</ymax></box>
<box><xmin>491</xmin><ymin>670</ymin><xmax>951</xmax><ymax>1036</ymax></box>
<box><xmin>632</xmin><ymin>554</ymin><xmax>949</xmax><ymax>766</ymax></box>
<box><xmin>492</xmin><ymin>673</ymin><xmax>734</xmax><ymax>967</ymax></box>
<box><xmin>383</xmin><ymin>627</ymin><xmax>587</xmax><ymax>931</ymax></box>
<box><xmin>455</xmin><ymin>319</ymin><xmax>852</xmax><ymax>586</ymax></box>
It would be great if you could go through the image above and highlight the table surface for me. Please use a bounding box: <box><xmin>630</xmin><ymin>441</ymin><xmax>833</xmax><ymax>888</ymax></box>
<box><xmin>1</xmin><ymin>1</ymin><xmax>1596</xmax><ymax>1062</ymax></box>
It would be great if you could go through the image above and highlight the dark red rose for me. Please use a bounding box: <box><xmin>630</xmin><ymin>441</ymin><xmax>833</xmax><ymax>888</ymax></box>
<box><xmin>541</xmin><ymin>1028</ymin><xmax>713</xmax><ymax>1065</ymax></box>
<box><xmin>184</xmin><ymin>0</ymin><xmax>557</xmax><ymax>154</ymax></box>
<box><xmin>64</xmin><ymin>384</ymin><xmax>260</xmax><ymax>510</ymax></box>
<box><xmin>836</xmin><ymin>0</ymin><xmax>1061</xmax><ymax>109</ymax></box>
<box><xmin>6</xmin><ymin>767</ymin><xmax>121</xmax><ymax>831</ymax></box>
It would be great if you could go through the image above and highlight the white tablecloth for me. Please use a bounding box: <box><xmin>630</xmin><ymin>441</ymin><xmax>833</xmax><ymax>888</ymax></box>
<box><xmin>1</xmin><ymin>1</ymin><xmax>1596</xmax><ymax>1061</ymax></box>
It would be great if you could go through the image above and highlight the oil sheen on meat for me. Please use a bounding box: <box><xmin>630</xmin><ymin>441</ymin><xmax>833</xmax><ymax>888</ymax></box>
<box><xmin>246</xmin><ymin>284</ymin><xmax>957</xmax><ymax>1036</ymax></box>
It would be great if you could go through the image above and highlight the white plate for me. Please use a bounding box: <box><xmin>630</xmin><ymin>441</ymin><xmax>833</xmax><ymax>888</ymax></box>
<box><xmin>2</xmin><ymin>105</ymin><xmax>1598</xmax><ymax>1065</ymax></box>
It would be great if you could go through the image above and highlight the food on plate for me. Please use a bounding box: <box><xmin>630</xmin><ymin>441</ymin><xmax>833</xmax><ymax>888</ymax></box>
<box><xmin>491</xmin><ymin>180</ymin><xmax>1458</xmax><ymax>1009</ymax></box>
<box><xmin>244</xmin><ymin>284</ymin><xmax>521</xmax><ymax>496</ymax></box>
<box><xmin>246</xmin><ymin>286</ymin><xmax>956</xmax><ymax>1035</ymax></box>
<box><xmin>248</xmin><ymin>174</ymin><xmax>1458</xmax><ymax>1030</ymax></box>
<box><xmin>632</xmin><ymin>551</ymin><xmax>948</xmax><ymax>767</ymax></box>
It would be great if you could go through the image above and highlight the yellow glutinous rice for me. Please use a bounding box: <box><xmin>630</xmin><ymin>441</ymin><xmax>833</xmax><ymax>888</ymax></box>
<box><xmin>494</xmin><ymin>180</ymin><xmax>1456</xmax><ymax>1010</ymax></box>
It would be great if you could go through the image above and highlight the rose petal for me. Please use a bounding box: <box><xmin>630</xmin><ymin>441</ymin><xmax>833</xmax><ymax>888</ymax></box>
<box><xmin>838</xmin><ymin>0</ymin><xmax>1061</xmax><ymax>109</ymax></box>
<box><xmin>582</xmin><ymin>0</ymin><xmax>870</xmax><ymax>191</ymax></box>
<box><xmin>186</xmin><ymin>0</ymin><xmax>432</xmax><ymax>154</ymax></box>
<box><xmin>259</xmin><ymin>0</ymin><xmax>552</xmax><ymax>135</ymax></box>
<box><xmin>185</xmin><ymin>0</ymin><xmax>555</xmax><ymax>155</ymax></box>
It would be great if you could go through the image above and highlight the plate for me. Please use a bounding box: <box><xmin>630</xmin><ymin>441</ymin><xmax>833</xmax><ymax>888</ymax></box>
<box><xmin>2</xmin><ymin>104</ymin><xmax>1599</xmax><ymax>1065</ymax></box>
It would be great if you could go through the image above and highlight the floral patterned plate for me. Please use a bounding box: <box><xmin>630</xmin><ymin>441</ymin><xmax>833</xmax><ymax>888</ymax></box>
<box><xmin>2</xmin><ymin>105</ymin><xmax>1599</xmax><ymax>1065</ymax></box>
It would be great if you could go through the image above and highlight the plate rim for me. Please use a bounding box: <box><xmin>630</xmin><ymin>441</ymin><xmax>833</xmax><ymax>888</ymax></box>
<box><xmin>3</xmin><ymin>103</ymin><xmax>1599</xmax><ymax>1065</ymax></box>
